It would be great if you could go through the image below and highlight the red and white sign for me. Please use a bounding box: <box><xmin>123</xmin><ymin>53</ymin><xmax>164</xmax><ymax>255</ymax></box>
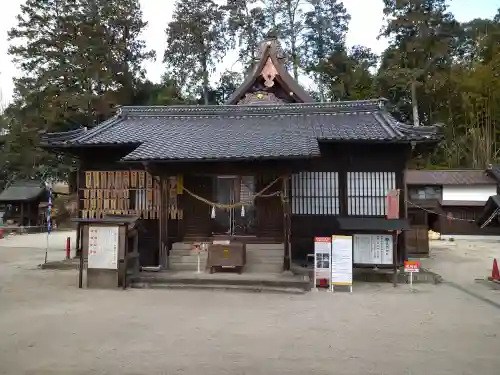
<box><xmin>314</xmin><ymin>237</ymin><xmax>331</xmax><ymax>281</ymax></box>
<box><xmin>404</xmin><ymin>260</ymin><xmax>421</xmax><ymax>273</ymax></box>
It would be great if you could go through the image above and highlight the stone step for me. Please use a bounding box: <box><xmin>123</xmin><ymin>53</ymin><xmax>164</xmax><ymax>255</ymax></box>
<box><xmin>246</xmin><ymin>255</ymin><xmax>283</xmax><ymax>264</ymax></box>
<box><xmin>169</xmin><ymin>262</ymin><xmax>283</xmax><ymax>273</ymax></box>
<box><xmin>170</xmin><ymin>249</ymin><xmax>283</xmax><ymax>257</ymax></box>
<box><xmin>246</xmin><ymin>243</ymin><xmax>284</xmax><ymax>251</ymax></box>
<box><xmin>171</xmin><ymin>243</ymin><xmax>195</xmax><ymax>251</ymax></box>
<box><xmin>169</xmin><ymin>249</ymin><xmax>207</xmax><ymax>257</ymax></box>
<box><xmin>169</xmin><ymin>256</ymin><xmax>207</xmax><ymax>264</ymax></box>
<box><xmin>245</xmin><ymin>249</ymin><xmax>283</xmax><ymax>257</ymax></box>
<box><xmin>131</xmin><ymin>282</ymin><xmax>306</xmax><ymax>294</ymax></box>
<box><xmin>244</xmin><ymin>263</ymin><xmax>283</xmax><ymax>273</ymax></box>
<box><xmin>169</xmin><ymin>254</ymin><xmax>281</xmax><ymax>265</ymax></box>
<box><xmin>131</xmin><ymin>271</ymin><xmax>310</xmax><ymax>291</ymax></box>
<box><xmin>171</xmin><ymin>243</ymin><xmax>284</xmax><ymax>251</ymax></box>
<box><xmin>169</xmin><ymin>263</ymin><xmax>205</xmax><ymax>271</ymax></box>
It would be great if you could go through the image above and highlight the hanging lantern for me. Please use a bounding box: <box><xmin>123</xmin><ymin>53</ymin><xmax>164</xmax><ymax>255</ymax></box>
<box><xmin>211</xmin><ymin>206</ymin><xmax>216</xmax><ymax>218</ymax></box>
<box><xmin>241</xmin><ymin>205</ymin><xmax>245</xmax><ymax>217</ymax></box>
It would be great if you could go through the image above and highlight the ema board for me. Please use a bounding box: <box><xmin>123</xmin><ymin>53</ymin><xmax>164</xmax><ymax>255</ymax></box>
<box><xmin>88</xmin><ymin>226</ymin><xmax>119</xmax><ymax>269</ymax></box>
<box><xmin>353</xmin><ymin>234</ymin><xmax>393</xmax><ymax>265</ymax></box>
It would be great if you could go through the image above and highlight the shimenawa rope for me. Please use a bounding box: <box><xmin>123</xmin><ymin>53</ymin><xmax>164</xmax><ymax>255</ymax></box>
<box><xmin>181</xmin><ymin>176</ymin><xmax>284</xmax><ymax>210</ymax></box>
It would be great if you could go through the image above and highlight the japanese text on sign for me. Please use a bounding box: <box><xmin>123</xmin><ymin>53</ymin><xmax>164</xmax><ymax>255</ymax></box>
<box><xmin>88</xmin><ymin>226</ymin><xmax>119</xmax><ymax>269</ymax></box>
<box><xmin>404</xmin><ymin>260</ymin><xmax>421</xmax><ymax>273</ymax></box>
<box><xmin>314</xmin><ymin>237</ymin><xmax>331</xmax><ymax>280</ymax></box>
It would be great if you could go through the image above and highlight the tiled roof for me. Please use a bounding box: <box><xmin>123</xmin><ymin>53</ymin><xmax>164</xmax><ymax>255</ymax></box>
<box><xmin>406</xmin><ymin>170</ymin><xmax>495</xmax><ymax>185</ymax></box>
<box><xmin>439</xmin><ymin>200</ymin><xmax>486</xmax><ymax>207</ymax></box>
<box><xmin>486</xmin><ymin>165</ymin><xmax>500</xmax><ymax>182</ymax></box>
<box><xmin>41</xmin><ymin>99</ymin><xmax>441</xmax><ymax>162</ymax></box>
<box><xmin>476</xmin><ymin>194</ymin><xmax>500</xmax><ymax>227</ymax></box>
<box><xmin>40</xmin><ymin>127</ymin><xmax>88</xmax><ymax>145</ymax></box>
<box><xmin>0</xmin><ymin>180</ymin><xmax>46</xmax><ymax>202</ymax></box>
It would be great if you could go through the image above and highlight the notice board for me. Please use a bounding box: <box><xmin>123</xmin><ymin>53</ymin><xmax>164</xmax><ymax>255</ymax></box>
<box><xmin>331</xmin><ymin>235</ymin><xmax>353</xmax><ymax>286</ymax></box>
<box><xmin>88</xmin><ymin>226</ymin><xmax>119</xmax><ymax>269</ymax></box>
<box><xmin>314</xmin><ymin>237</ymin><xmax>331</xmax><ymax>280</ymax></box>
<box><xmin>353</xmin><ymin>234</ymin><xmax>393</xmax><ymax>265</ymax></box>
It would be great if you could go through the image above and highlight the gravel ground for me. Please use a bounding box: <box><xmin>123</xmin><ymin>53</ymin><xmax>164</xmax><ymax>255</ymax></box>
<box><xmin>0</xmin><ymin>234</ymin><xmax>500</xmax><ymax>375</ymax></box>
<box><xmin>422</xmin><ymin>239</ymin><xmax>500</xmax><ymax>303</ymax></box>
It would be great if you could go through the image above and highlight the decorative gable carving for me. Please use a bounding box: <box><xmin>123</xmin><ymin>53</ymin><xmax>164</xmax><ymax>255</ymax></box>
<box><xmin>237</xmin><ymin>92</ymin><xmax>285</xmax><ymax>105</ymax></box>
<box><xmin>261</xmin><ymin>58</ymin><xmax>279</xmax><ymax>87</ymax></box>
<box><xmin>226</xmin><ymin>37</ymin><xmax>314</xmax><ymax>104</ymax></box>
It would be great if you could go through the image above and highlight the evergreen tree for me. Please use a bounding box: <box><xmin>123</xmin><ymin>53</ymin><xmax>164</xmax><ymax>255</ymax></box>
<box><xmin>164</xmin><ymin>0</ymin><xmax>228</xmax><ymax>105</ymax></box>
<box><xmin>225</xmin><ymin>0</ymin><xmax>267</xmax><ymax>70</ymax></box>
<box><xmin>378</xmin><ymin>0</ymin><xmax>460</xmax><ymax>125</ymax></box>
<box><xmin>273</xmin><ymin>0</ymin><xmax>306</xmax><ymax>80</ymax></box>
<box><xmin>213</xmin><ymin>70</ymin><xmax>243</xmax><ymax>104</ymax></box>
<box><xmin>7</xmin><ymin>0</ymin><xmax>153</xmax><ymax>179</ymax></box>
<box><xmin>321</xmin><ymin>45</ymin><xmax>377</xmax><ymax>101</ymax></box>
<box><xmin>303</xmin><ymin>0</ymin><xmax>350</xmax><ymax>100</ymax></box>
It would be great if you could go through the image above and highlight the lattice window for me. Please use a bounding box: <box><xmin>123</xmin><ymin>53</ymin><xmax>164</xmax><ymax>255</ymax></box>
<box><xmin>291</xmin><ymin>172</ymin><xmax>339</xmax><ymax>215</ymax></box>
<box><xmin>240</xmin><ymin>176</ymin><xmax>255</xmax><ymax>204</ymax></box>
<box><xmin>347</xmin><ymin>172</ymin><xmax>396</xmax><ymax>216</ymax></box>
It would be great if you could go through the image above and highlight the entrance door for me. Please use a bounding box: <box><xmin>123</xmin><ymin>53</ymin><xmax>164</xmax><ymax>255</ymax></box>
<box><xmin>213</xmin><ymin>176</ymin><xmax>236</xmax><ymax>235</ymax></box>
<box><xmin>212</xmin><ymin>176</ymin><xmax>256</xmax><ymax>236</ymax></box>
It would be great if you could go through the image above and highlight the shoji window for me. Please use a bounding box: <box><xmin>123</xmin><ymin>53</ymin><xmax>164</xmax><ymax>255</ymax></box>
<box><xmin>291</xmin><ymin>172</ymin><xmax>339</xmax><ymax>215</ymax></box>
<box><xmin>347</xmin><ymin>172</ymin><xmax>396</xmax><ymax>216</ymax></box>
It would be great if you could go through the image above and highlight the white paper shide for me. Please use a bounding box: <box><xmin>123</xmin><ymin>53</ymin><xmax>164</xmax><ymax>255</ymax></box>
<box><xmin>88</xmin><ymin>226</ymin><xmax>119</xmax><ymax>270</ymax></box>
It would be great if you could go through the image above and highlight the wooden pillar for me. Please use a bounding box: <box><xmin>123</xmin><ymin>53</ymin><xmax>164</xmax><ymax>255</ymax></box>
<box><xmin>398</xmin><ymin>167</ymin><xmax>408</xmax><ymax>264</ymax></box>
<box><xmin>158</xmin><ymin>173</ymin><xmax>169</xmax><ymax>269</ymax></box>
<box><xmin>339</xmin><ymin>170</ymin><xmax>348</xmax><ymax>216</ymax></box>
<box><xmin>392</xmin><ymin>231</ymin><xmax>399</xmax><ymax>287</ymax></box>
<box><xmin>76</xmin><ymin>166</ymin><xmax>82</xmax><ymax>257</ymax></box>
<box><xmin>282</xmin><ymin>175</ymin><xmax>291</xmax><ymax>271</ymax></box>
<box><xmin>76</xmin><ymin>222</ymin><xmax>82</xmax><ymax>258</ymax></box>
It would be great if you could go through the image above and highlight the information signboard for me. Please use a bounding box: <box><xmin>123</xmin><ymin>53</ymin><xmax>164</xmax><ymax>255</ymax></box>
<box><xmin>353</xmin><ymin>234</ymin><xmax>393</xmax><ymax>265</ymax></box>
<box><xmin>314</xmin><ymin>237</ymin><xmax>331</xmax><ymax>283</ymax></box>
<box><xmin>404</xmin><ymin>260</ymin><xmax>421</xmax><ymax>273</ymax></box>
<box><xmin>88</xmin><ymin>226</ymin><xmax>119</xmax><ymax>270</ymax></box>
<box><xmin>331</xmin><ymin>235</ymin><xmax>353</xmax><ymax>291</ymax></box>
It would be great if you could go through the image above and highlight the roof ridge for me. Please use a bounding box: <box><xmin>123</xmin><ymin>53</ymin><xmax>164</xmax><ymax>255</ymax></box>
<box><xmin>373</xmin><ymin>111</ymin><xmax>401</xmax><ymax>138</ymax></box>
<box><xmin>119</xmin><ymin>99</ymin><xmax>387</xmax><ymax>117</ymax></box>
<box><xmin>408</xmin><ymin>169</ymin><xmax>487</xmax><ymax>172</ymax></box>
<box><xmin>73</xmin><ymin>115</ymin><xmax>123</xmax><ymax>144</ymax></box>
<box><xmin>40</xmin><ymin>127</ymin><xmax>88</xmax><ymax>145</ymax></box>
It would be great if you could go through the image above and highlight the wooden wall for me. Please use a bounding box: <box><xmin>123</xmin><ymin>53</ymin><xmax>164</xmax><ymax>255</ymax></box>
<box><xmin>75</xmin><ymin>142</ymin><xmax>412</xmax><ymax>264</ymax></box>
<box><xmin>438</xmin><ymin>206</ymin><xmax>499</xmax><ymax>236</ymax></box>
<box><xmin>290</xmin><ymin>143</ymin><xmax>410</xmax><ymax>261</ymax></box>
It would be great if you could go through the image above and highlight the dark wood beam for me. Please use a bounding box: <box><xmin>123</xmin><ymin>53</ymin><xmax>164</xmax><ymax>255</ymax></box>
<box><xmin>282</xmin><ymin>175</ymin><xmax>291</xmax><ymax>271</ymax></box>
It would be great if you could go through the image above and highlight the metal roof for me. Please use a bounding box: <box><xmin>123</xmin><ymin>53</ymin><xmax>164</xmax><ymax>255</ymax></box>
<box><xmin>40</xmin><ymin>100</ymin><xmax>441</xmax><ymax>162</ymax></box>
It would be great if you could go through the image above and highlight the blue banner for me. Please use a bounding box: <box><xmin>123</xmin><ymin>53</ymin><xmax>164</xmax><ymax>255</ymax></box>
<box><xmin>47</xmin><ymin>188</ymin><xmax>52</xmax><ymax>234</ymax></box>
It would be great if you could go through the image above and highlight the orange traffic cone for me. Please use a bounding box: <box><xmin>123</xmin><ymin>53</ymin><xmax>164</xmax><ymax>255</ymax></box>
<box><xmin>491</xmin><ymin>258</ymin><xmax>500</xmax><ymax>281</ymax></box>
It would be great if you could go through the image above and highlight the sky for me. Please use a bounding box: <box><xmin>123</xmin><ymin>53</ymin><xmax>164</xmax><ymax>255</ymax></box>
<box><xmin>0</xmin><ymin>0</ymin><xmax>498</xmax><ymax>105</ymax></box>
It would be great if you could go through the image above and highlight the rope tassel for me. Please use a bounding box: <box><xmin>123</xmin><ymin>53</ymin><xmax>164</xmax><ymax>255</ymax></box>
<box><xmin>241</xmin><ymin>205</ymin><xmax>245</xmax><ymax>217</ymax></box>
<box><xmin>211</xmin><ymin>206</ymin><xmax>216</xmax><ymax>218</ymax></box>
